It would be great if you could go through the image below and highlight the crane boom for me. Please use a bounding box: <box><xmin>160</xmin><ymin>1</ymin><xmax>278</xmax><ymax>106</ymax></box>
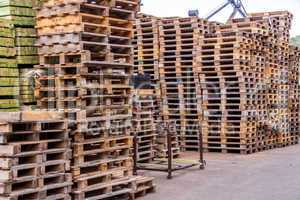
<box><xmin>206</xmin><ymin>1</ymin><xmax>231</xmax><ymax>20</ymax></box>
<box><xmin>203</xmin><ymin>0</ymin><xmax>247</xmax><ymax>21</ymax></box>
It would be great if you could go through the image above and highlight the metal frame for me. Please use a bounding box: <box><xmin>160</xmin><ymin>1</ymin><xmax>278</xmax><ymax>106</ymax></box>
<box><xmin>205</xmin><ymin>0</ymin><xmax>247</xmax><ymax>22</ymax></box>
<box><xmin>133</xmin><ymin>125</ymin><xmax>206</xmax><ymax>179</ymax></box>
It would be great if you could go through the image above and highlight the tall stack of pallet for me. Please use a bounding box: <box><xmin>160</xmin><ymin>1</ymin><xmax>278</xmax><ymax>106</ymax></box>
<box><xmin>155</xmin><ymin>120</ymin><xmax>180</xmax><ymax>158</ymax></box>
<box><xmin>158</xmin><ymin>17</ymin><xmax>208</xmax><ymax>151</ymax></box>
<box><xmin>17</xmin><ymin>25</ymin><xmax>38</xmax><ymax>107</ymax></box>
<box><xmin>199</xmin><ymin>31</ymin><xmax>269</xmax><ymax>154</ymax></box>
<box><xmin>247</xmin><ymin>11</ymin><xmax>296</xmax><ymax>147</ymax></box>
<box><xmin>132</xmin><ymin>89</ymin><xmax>157</xmax><ymax>163</ymax></box>
<box><xmin>134</xmin><ymin>12</ymin><xmax>299</xmax><ymax>154</ymax></box>
<box><xmin>35</xmin><ymin>0</ymin><xmax>147</xmax><ymax>199</ymax></box>
<box><xmin>134</xmin><ymin>14</ymin><xmax>160</xmax><ymax>87</ymax></box>
<box><xmin>288</xmin><ymin>46</ymin><xmax>300</xmax><ymax>146</ymax></box>
<box><xmin>133</xmin><ymin>14</ymin><xmax>161</xmax><ymax>121</ymax></box>
<box><xmin>235</xmin><ymin>11</ymin><xmax>298</xmax><ymax>148</ymax></box>
<box><xmin>199</xmin><ymin>11</ymin><xmax>299</xmax><ymax>154</ymax></box>
<box><xmin>0</xmin><ymin>111</ymin><xmax>72</xmax><ymax>199</ymax></box>
<box><xmin>0</xmin><ymin>19</ymin><xmax>19</xmax><ymax>111</ymax></box>
<box><xmin>0</xmin><ymin>0</ymin><xmax>38</xmax><ymax>110</ymax></box>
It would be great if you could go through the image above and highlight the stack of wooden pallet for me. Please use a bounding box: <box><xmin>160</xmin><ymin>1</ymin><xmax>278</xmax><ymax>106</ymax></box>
<box><xmin>134</xmin><ymin>14</ymin><xmax>161</xmax><ymax>122</ymax></box>
<box><xmin>246</xmin><ymin>11</ymin><xmax>296</xmax><ymax>147</ymax></box>
<box><xmin>234</xmin><ymin>11</ymin><xmax>298</xmax><ymax>149</ymax></box>
<box><xmin>155</xmin><ymin>121</ymin><xmax>180</xmax><ymax>158</ymax></box>
<box><xmin>199</xmin><ymin>31</ymin><xmax>269</xmax><ymax>154</ymax></box>
<box><xmin>288</xmin><ymin>46</ymin><xmax>300</xmax><ymax>147</ymax></box>
<box><xmin>132</xmin><ymin>89</ymin><xmax>157</xmax><ymax>163</ymax></box>
<box><xmin>0</xmin><ymin>111</ymin><xmax>72</xmax><ymax>199</ymax></box>
<box><xmin>0</xmin><ymin>0</ymin><xmax>38</xmax><ymax>110</ymax></box>
<box><xmin>0</xmin><ymin>0</ymin><xmax>36</xmax><ymax>26</ymax></box>
<box><xmin>35</xmin><ymin>0</ymin><xmax>137</xmax><ymax>120</ymax></box>
<box><xmin>248</xmin><ymin>11</ymin><xmax>292</xmax><ymax>43</ymax></box>
<box><xmin>199</xmin><ymin>11</ymin><xmax>299</xmax><ymax>154</ymax></box>
<box><xmin>134</xmin><ymin>14</ymin><xmax>160</xmax><ymax>88</ymax></box>
<box><xmin>134</xmin><ymin>12</ymin><xmax>300</xmax><ymax>154</ymax></box>
<box><xmin>131</xmin><ymin>176</ymin><xmax>156</xmax><ymax>199</ymax></box>
<box><xmin>35</xmin><ymin>0</ymin><xmax>156</xmax><ymax>199</ymax></box>
<box><xmin>158</xmin><ymin>17</ymin><xmax>207</xmax><ymax>151</ymax></box>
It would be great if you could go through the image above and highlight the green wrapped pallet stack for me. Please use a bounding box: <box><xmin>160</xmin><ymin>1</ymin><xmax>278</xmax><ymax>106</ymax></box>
<box><xmin>0</xmin><ymin>0</ymin><xmax>38</xmax><ymax>110</ymax></box>
<box><xmin>0</xmin><ymin>19</ymin><xmax>19</xmax><ymax>111</ymax></box>
<box><xmin>0</xmin><ymin>0</ymin><xmax>36</xmax><ymax>26</ymax></box>
<box><xmin>19</xmin><ymin>68</ymin><xmax>35</xmax><ymax>104</ymax></box>
<box><xmin>15</xmin><ymin>27</ymin><xmax>38</xmax><ymax>64</ymax></box>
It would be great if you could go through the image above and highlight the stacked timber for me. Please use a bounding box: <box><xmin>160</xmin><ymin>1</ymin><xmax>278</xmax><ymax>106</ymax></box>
<box><xmin>158</xmin><ymin>17</ymin><xmax>207</xmax><ymax>151</ymax></box>
<box><xmin>35</xmin><ymin>0</ymin><xmax>156</xmax><ymax>199</ymax></box>
<box><xmin>133</xmin><ymin>14</ymin><xmax>161</xmax><ymax>122</ymax></box>
<box><xmin>0</xmin><ymin>0</ymin><xmax>38</xmax><ymax>109</ymax></box>
<box><xmin>0</xmin><ymin>0</ymin><xmax>36</xmax><ymax>26</ymax></box>
<box><xmin>199</xmin><ymin>11</ymin><xmax>299</xmax><ymax>154</ymax></box>
<box><xmin>0</xmin><ymin>111</ymin><xmax>72</xmax><ymax>199</ymax></box>
<box><xmin>0</xmin><ymin>19</ymin><xmax>19</xmax><ymax>111</ymax></box>
<box><xmin>132</xmin><ymin>89</ymin><xmax>157</xmax><ymax>163</ymax></box>
<box><xmin>19</xmin><ymin>67</ymin><xmax>35</xmax><ymax>106</ymax></box>
<box><xmin>16</xmin><ymin>25</ymin><xmax>38</xmax><ymax>107</ymax></box>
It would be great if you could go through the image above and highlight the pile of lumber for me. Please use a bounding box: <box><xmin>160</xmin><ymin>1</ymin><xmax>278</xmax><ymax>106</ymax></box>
<box><xmin>0</xmin><ymin>111</ymin><xmax>72</xmax><ymax>199</ymax></box>
<box><xmin>0</xmin><ymin>0</ymin><xmax>38</xmax><ymax>110</ymax></box>
<box><xmin>0</xmin><ymin>20</ymin><xmax>19</xmax><ymax>111</ymax></box>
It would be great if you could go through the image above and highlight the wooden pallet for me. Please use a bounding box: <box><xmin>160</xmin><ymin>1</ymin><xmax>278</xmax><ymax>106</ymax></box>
<box><xmin>132</xmin><ymin>89</ymin><xmax>157</xmax><ymax>163</ymax></box>
<box><xmin>131</xmin><ymin>176</ymin><xmax>155</xmax><ymax>199</ymax></box>
<box><xmin>0</xmin><ymin>111</ymin><xmax>72</xmax><ymax>199</ymax></box>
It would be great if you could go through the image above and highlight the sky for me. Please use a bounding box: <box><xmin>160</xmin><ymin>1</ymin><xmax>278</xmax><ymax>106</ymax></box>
<box><xmin>141</xmin><ymin>0</ymin><xmax>300</xmax><ymax>36</ymax></box>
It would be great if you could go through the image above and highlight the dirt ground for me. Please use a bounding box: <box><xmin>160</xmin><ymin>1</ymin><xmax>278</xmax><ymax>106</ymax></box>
<box><xmin>139</xmin><ymin>144</ymin><xmax>300</xmax><ymax>200</ymax></box>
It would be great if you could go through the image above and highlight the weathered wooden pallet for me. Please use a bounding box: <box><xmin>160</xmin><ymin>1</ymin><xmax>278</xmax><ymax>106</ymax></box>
<box><xmin>0</xmin><ymin>15</ymin><xmax>35</xmax><ymax>26</ymax></box>
<box><xmin>131</xmin><ymin>176</ymin><xmax>155</xmax><ymax>199</ymax></box>
<box><xmin>0</xmin><ymin>37</ymin><xmax>14</xmax><ymax>47</ymax></box>
<box><xmin>0</xmin><ymin>6</ymin><xmax>36</xmax><ymax>17</ymax></box>
<box><xmin>0</xmin><ymin>0</ymin><xmax>38</xmax><ymax>8</ymax></box>
<box><xmin>0</xmin><ymin>68</ymin><xmax>18</xmax><ymax>77</ymax></box>
<box><xmin>71</xmin><ymin>156</ymin><xmax>132</xmax><ymax>178</ymax></box>
<box><xmin>0</xmin><ymin>27</ymin><xmax>14</xmax><ymax>38</ymax></box>
<box><xmin>72</xmin><ymin>177</ymin><xmax>135</xmax><ymax>200</ymax></box>
<box><xmin>0</xmin><ymin>47</ymin><xmax>15</xmax><ymax>57</ymax></box>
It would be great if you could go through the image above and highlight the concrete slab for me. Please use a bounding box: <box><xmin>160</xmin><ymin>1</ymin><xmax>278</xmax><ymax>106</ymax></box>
<box><xmin>140</xmin><ymin>145</ymin><xmax>300</xmax><ymax>200</ymax></box>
